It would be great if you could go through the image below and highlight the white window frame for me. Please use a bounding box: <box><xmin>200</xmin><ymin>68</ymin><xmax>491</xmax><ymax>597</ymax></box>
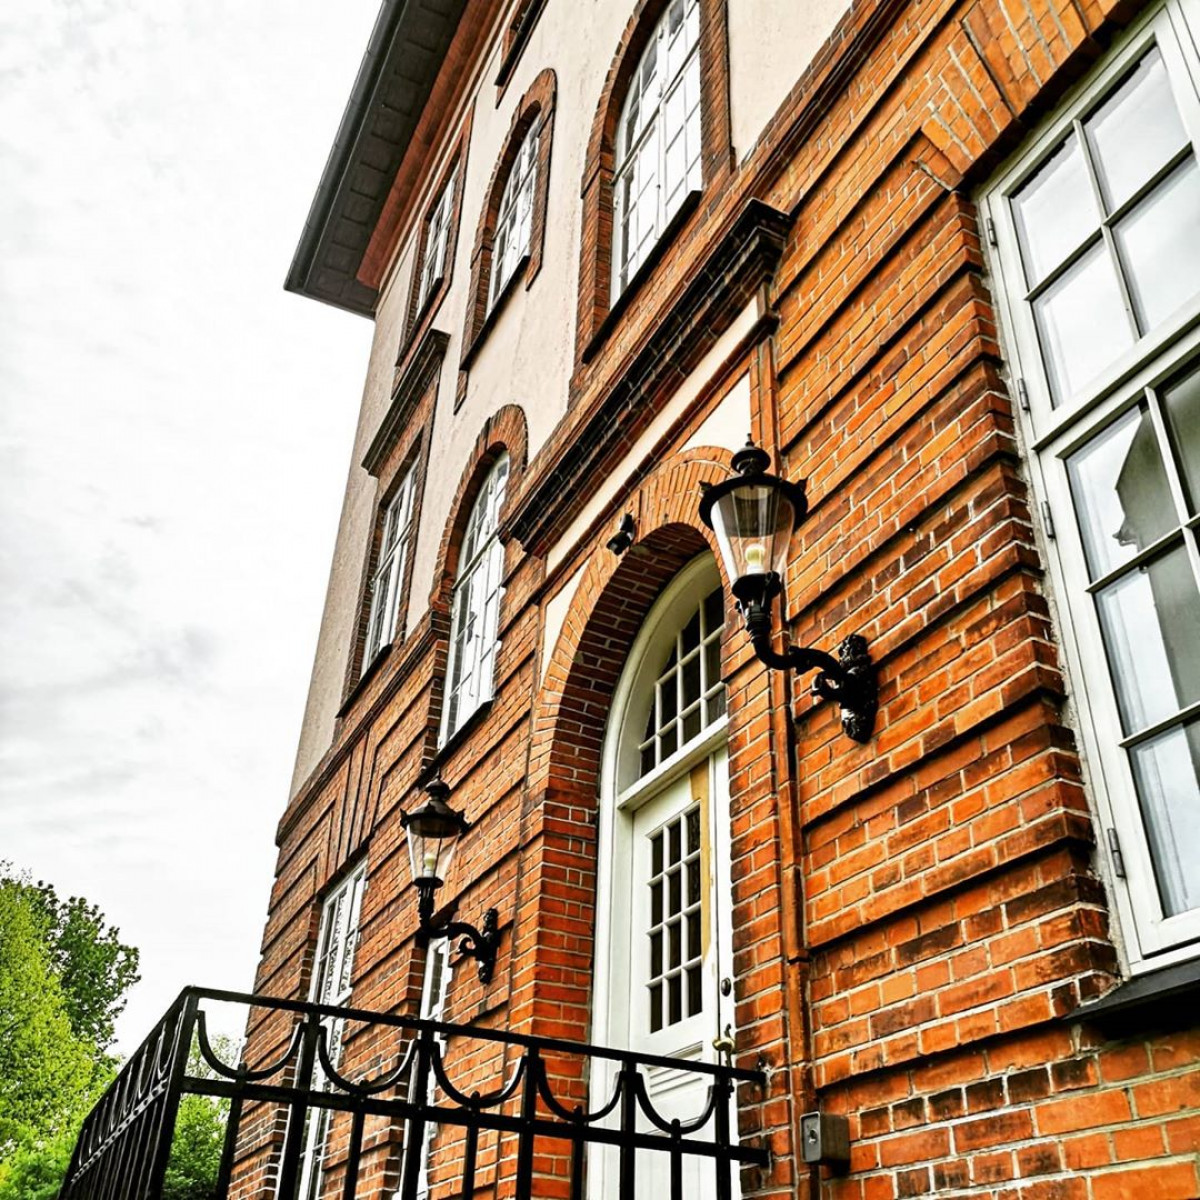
<box><xmin>488</xmin><ymin>123</ymin><xmax>539</xmax><ymax>311</ymax></box>
<box><xmin>440</xmin><ymin>454</ymin><xmax>510</xmax><ymax>744</ymax></box>
<box><xmin>363</xmin><ymin>461</ymin><xmax>419</xmax><ymax>668</ymax></box>
<box><xmin>982</xmin><ymin>0</ymin><xmax>1200</xmax><ymax>968</ymax></box>
<box><xmin>415</xmin><ymin>164</ymin><xmax>458</xmax><ymax>315</ymax></box>
<box><xmin>611</xmin><ymin>0</ymin><xmax>703</xmax><ymax>297</ymax></box>
<box><xmin>291</xmin><ymin>862</ymin><xmax>367</xmax><ymax>1200</ymax></box>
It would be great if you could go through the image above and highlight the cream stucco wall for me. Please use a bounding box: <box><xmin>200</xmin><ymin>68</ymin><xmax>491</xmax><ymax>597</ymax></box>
<box><xmin>290</xmin><ymin>0</ymin><xmax>842</xmax><ymax>795</ymax></box>
<box><xmin>727</xmin><ymin>0</ymin><xmax>849</xmax><ymax>161</ymax></box>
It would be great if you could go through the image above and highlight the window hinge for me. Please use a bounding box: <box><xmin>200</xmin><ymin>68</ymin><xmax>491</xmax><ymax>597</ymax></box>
<box><xmin>1040</xmin><ymin>501</ymin><xmax>1056</xmax><ymax>539</ymax></box>
<box><xmin>985</xmin><ymin>216</ymin><xmax>998</xmax><ymax>247</ymax></box>
<box><xmin>1016</xmin><ymin>377</ymin><xmax>1031</xmax><ymax>412</ymax></box>
<box><xmin>1107</xmin><ymin>828</ymin><xmax>1127</xmax><ymax>879</ymax></box>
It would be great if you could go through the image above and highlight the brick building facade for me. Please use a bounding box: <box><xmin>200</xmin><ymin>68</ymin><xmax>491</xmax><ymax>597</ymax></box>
<box><xmin>236</xmin><ymin>0</ymin><xmax>1200</xmax><ymax>1195</ymax></box>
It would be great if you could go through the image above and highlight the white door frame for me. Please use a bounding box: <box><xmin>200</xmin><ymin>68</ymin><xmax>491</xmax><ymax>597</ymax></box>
<box><xmin>588</xmin><ymin>554</ymin><xmax>735</xmax><ymax>1197</ymax></box>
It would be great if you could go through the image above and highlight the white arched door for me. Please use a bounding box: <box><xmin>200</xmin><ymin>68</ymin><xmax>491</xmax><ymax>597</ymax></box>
<box><xmin>590</xmin><ymin>556</ymin><xmax>737</xmax><ymax>1199</ymax></box>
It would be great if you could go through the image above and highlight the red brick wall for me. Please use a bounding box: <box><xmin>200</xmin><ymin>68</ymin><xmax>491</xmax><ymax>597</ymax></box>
<box><xmin>236</xmin><ymin>0</ymin><xmax>1200</xmax><ymax>1196</ymax></box>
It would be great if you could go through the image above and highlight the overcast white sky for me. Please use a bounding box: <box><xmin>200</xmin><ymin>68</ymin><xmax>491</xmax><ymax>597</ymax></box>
<box><xmin>1</xmin><ymin>0</ymin><xmax>382</xmax><ymax>1051</ymax></box>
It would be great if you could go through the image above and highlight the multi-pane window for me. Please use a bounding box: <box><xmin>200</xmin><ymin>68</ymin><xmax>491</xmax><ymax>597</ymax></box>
<box><xmin>646</xmin><ymin>804</ymin><xmax>703</xmax><ymax>1032</ymax></box>
<box><xmin>612</xmin><ymin>0</ymin><xmax>702</xmax><ymax>295</ymax></box>
<box><xmin>638</xmin><ymin>585</ymin><xmax>725</xmax><ymax>776</ymax></box>
<box><xmin>1009</xmin><ymin>45</ymin><xmax>1200</xmax><ymax>404</ymax></box>
<box><xmin>488</xmin><ymin>124</ymin><xmax>539</xmax><ymax>310</ymax></box>
<box><xmin>441</xmin><ymin>454</ymin><xmax>510</xmax><ymax>743</ymax></box>
<box><xmin>293</xmin><ymin>864</ymin><xmax>366</xmax><ymax>1200</ymax></box>
<box><xmin>985</xmin><ymin>0</ymin><xmax>1200</xmax><ymax>962</ymax></box>
<box><xmin>363</xmin><ymin>462</ymin><xmax>418</xmax><ymax>667</ymax></box>
<box><xmin>415</xmin><ymin>164</ymin><xmax>459</xmax><ymax>315</ymax></box>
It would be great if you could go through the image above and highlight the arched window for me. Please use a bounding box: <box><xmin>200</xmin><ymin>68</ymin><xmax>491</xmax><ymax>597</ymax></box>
<box><xmin>441</xmin><ymin>454</ymin><xmax>510</xmax><ymax>743</ymax></box>
<box><xmin>489</xmin><ymin>123</ymin><xmax>540</xmax><ymax>310</ymax></box>
<box><xmin>612</xmin><ymin>0</ymin><xmax>702</xmax><ymax>295</ymax></box>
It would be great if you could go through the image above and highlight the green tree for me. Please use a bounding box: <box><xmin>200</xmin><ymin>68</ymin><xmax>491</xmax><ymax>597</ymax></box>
<box><xmin>0</xmin><ymin>1128</ymin><xmax>75</xmax><ymax>1200</ymax></box>
<box><xmin>16</xmin><ymin>873</ymin><xmax>140</xmax><ymax>1053</ymax></box>
<box><xmin>0</xmin><ymin>881</ymin><xmax>97</xmax><ymax>1156</ymax></box>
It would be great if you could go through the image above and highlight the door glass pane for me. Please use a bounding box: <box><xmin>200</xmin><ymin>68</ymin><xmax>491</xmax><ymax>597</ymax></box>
<box><xmin>1095</xmin><ymin>545</ymin><xmax>1200</xmax><ymax>732</ymax></box>
<box><xmin>1084</xmin><ymin>49</ymin><xmax>1189</xmax><ymax>211</ymax></box>
<box><xmin>1115</xmin><ymin>158</ymin><xmax>1200</xmax><ymax>332</ymax></box>
<box><xmin>1130</xmin><ymin>718</ymin><xmax>1200</xmax><ymax>916</ymax></box>
<box><xmin>1012</xmin><ymin>137</ymin><xmax>1100</xmax><ymax>287</ymax></box>
<box><xmin>1163</xmin><ymin>365</ymin><xmax>1200</xmax><ymax>512</ymax></box>
<box><xmin>1033</xmin><ymin>243</ymin><xmax>1133</xmax><ymax>402</ymax></box>
<box><xmin>1067</xmin><ymin>405</ymin><xmax>1175</xmax><ymax>578</ymax></box>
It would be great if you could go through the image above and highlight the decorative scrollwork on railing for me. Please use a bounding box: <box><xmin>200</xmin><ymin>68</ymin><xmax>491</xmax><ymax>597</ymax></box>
<box><xmin>59</xmin><ymin>985</ymin><xmax>767</xmax><ymax>1200</ymax></box>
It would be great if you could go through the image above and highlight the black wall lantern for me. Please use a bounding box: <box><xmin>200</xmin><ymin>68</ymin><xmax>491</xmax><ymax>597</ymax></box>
<box><xmin>400</xmin><ymin>778</ymin><xmax>500</xmax><ymax>983</ymax></box>
<box><xmin>699</xmin><ymin>440</ymin><xmax>877</xmax><ymax>743</ymax></box>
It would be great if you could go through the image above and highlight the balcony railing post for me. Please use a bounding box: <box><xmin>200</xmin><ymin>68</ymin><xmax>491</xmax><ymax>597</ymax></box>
<box><xmin>398</xmin><ymin>1021</ymin><xmax>436</xmax><ymax>1199</ymax></box>
<box><xmin>514</xmin><ymin>1045</ymin><xmax>541</xmax><ymax>1197</ymax></box>
<box><xmin>145</xmin><ymin>991</ymin><xmax>200</xmax><ymax>1200</ymax></box>
<box><xmin>617</xmin><ymin>1062</ymin><xmax>637</xmax><ymax>1200</ymax></box>
<box><xmin>713</xmin><ymin>1070</ymin><xmax>733</xmax><ymax>1200</ymax></box>
<box><xmin>276</xmin><ymin>1011</ymin><xmax>320</xmax><ymax>1200</ymax></box>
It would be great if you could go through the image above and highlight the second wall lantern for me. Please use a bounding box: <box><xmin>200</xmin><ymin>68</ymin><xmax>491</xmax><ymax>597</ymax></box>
<box><xmin>699</xmin><ymin>440</ymin><xmax>877</xmax><ymax>743</ymax></box>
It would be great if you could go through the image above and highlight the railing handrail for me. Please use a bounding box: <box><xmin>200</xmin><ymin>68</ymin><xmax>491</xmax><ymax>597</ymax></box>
<box><xmin>171</xmin><ymin>984</ymin><xmax>765</xmax><ymax>1081</ymax></box>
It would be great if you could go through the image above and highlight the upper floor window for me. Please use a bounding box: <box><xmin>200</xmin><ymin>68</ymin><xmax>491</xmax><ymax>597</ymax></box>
<box><xmin>612</xmin><ymin>0</ymin><xmax>702</xmax><ymax>295</ymax></box>
<box><xmin>363</xmin><ymin>460</ymin><xmax>419</xmax><ymax>667</ymax></box>
<box><xmin>415</xmin><ymin>163</ymin><xmax>459</xmax><ymax>317</ymax></box>
<box><xmin>984</xmin><ymin>0</ymin><xmax>1200</xmax><ymax>966</ymax></box>
<box><xmin>441</xmin><ymin>454</ymin><xmax>510</xmax><ymax>743</ymax></box>
<box><xmin>488</xmin><ymin>123</ymin><xmax>539</xmax><ymax>311</ymax></box>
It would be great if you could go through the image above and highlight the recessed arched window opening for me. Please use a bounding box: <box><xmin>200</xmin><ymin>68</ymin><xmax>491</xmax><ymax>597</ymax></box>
<box><xmin>612</xmin><ymin>0</ymin><xmax>703</xmax><ymax>296</ymax></box>
<box><xmin>575</xmin><ymin>0</ymin><xmax>731</xmax><ymax>358</ymax></box>
<box><xmin>590</xmin><ymin>553</ymin><xmax>736</xmax><ymax>1198</ymax></box>
<box><xmin>460</xmin><ymin>70</ymin><xmax>556</xmax><ymax>372</ymax></box>
<box><xmin>489</xmin><ymin>122</ymin><xmax>540</xmax><ymax>311</ymax></box>
<box><xmin>440</xmin><ymin>453</ymin><xmax>510</xmax><ymax>744</ymax></box>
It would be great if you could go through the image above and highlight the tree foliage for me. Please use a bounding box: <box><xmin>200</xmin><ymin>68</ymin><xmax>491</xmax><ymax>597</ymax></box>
<box><xmin>0</xmin><ymin>864</ymin><xmax>137</xmax><ymax>1193</ymax></box>
<box><xmin>16</xmin><ymin>873</ymin><xmax>140</xmax><ymax>1054</ymax></box>
<box><xmin>0</xmin><ymin>880</ymin><xmax>98</xmax><ymax>1156</ymax></box>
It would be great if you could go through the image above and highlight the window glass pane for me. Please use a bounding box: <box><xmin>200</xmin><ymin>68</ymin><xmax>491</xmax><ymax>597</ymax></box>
<box><xmin>1095</xmin><ymin>545</ymin><xmax>1200</xmax><ymax>733</ymax></box>
<box><xmin>1114</xmin><ymin>157</ymin><xmax>1200</xmax><ymax>333</ymax></box>
<box><xmin>1163</xmin><ymin>364</ymin><xmax>1200</xmax><ymax>512</ymax></box>
<box><xmin>682</xmin><ymin>652</ymin><xmax>701</xmax><ymax>706</ymax></box>
<box><xmin>1012</xmin><ymin>137</ymin><xmax>1100</xmax><ymax>287</ymax></box>
<box><xmin>1067</xmin><ymin>405</ymin><xmax>1175</xmax><ymax>579</ymax></box>
<box><xmin>1033</xmin><ymin>242</ymin><xmax>1133</xmax><ymax>403</ymax></box>
<box><xmin>1085</xmin><ymin>49</ymin><xmax>1188</xmax><ymax>211</ymax></box>
<box><xmin>1130</xmin><ymin>719</ymin><xmax>1200</xmax><ymax>916</ymax></box>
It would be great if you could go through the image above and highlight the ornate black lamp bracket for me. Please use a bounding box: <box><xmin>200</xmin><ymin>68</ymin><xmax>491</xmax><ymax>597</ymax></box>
<box><xmin>738</xmin><ymin>577</ymin><xmax>877</xmax><ymax>744</ymax></box>
<box><xmin>416</xmin><ymin>883</ymin><xmax>499</xmax><ymax>984</ymax></box>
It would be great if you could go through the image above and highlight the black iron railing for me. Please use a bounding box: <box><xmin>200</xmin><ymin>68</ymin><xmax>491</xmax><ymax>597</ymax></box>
<box><xmin>59</xmin><ymin>986</ymin><xmax>767</xmax><ymax>1199</ymax></box>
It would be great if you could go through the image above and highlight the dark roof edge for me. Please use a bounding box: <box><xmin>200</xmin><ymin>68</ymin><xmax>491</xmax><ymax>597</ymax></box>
<box><xmin>284</xmin><ymin>0</ymin><xmax>451</xmax><ymax>318</ymax></box>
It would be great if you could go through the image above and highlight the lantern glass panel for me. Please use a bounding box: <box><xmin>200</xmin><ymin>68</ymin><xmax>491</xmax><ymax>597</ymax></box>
<box><xmin>709</xmin><ymin>482</ymin><xmax>797</xmax><ymax>585</ymax></box>
<box><xmin>406</xmin><ymin>824</ymin><xmax>458</xmax><ymax>885</ymax></box>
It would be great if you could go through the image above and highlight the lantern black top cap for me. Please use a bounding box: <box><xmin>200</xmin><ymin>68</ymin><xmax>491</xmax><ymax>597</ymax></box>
<box><xmin>400</xmin><ymin>776</ymin><xmax>470</xmax><ymax>840</ymax></box>
<box><xmin>697</xmin><ymin>438</ymin><xmax>808</xmax><ymax>531</ymax></box>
